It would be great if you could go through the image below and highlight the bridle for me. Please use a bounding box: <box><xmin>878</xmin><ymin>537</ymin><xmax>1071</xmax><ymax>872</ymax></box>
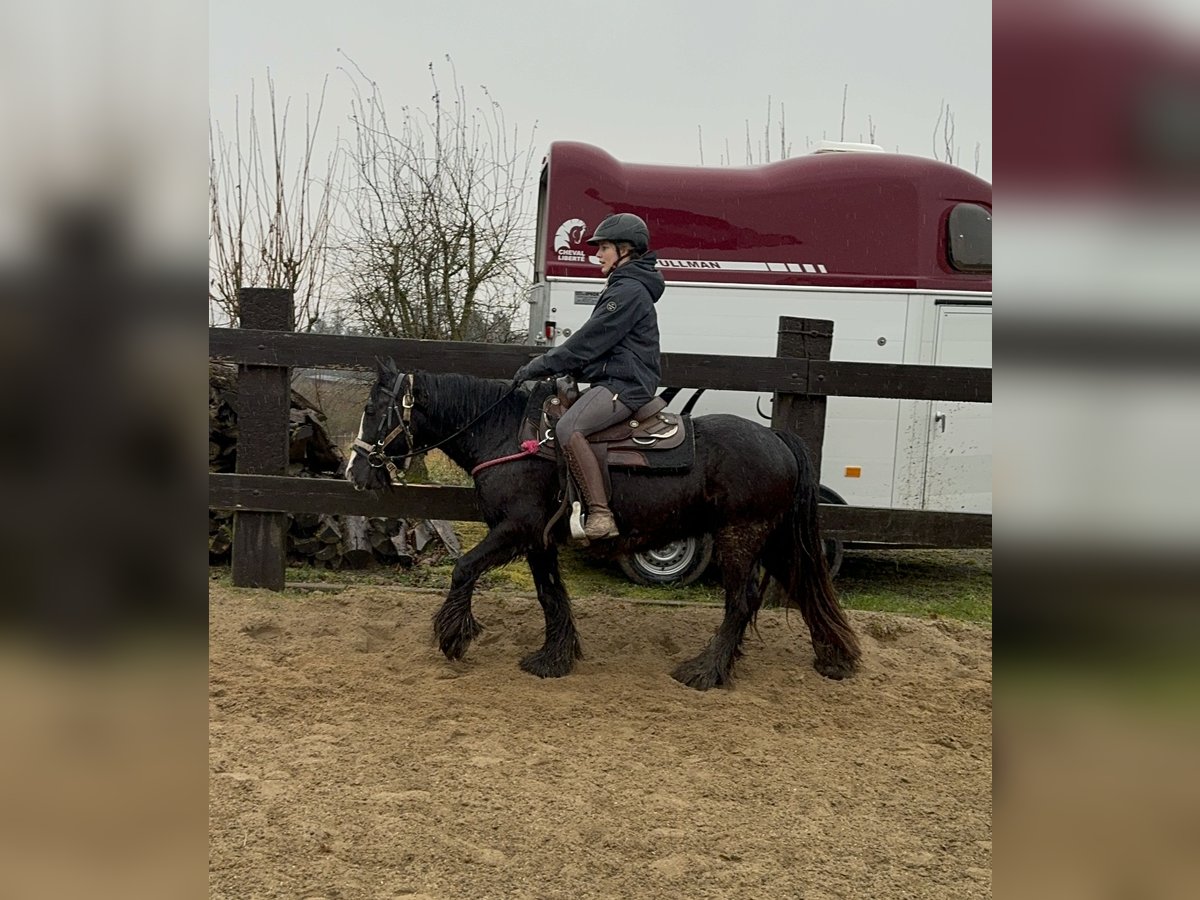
<box><xmin>352</xmin><ymin>371</ymin><xmax>521</xmax><ymax>484</ymax></box>
<box><xmin>353</xmin><ymin>371</ymin><xmax>418</xmax><ymax>483</ymax></box>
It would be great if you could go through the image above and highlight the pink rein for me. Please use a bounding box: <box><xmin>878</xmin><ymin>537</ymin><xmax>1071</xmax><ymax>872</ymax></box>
<box><xmin>470</xmin><ymin>440</ymin><xmax>543</xmax><ymax>477</ymax></box>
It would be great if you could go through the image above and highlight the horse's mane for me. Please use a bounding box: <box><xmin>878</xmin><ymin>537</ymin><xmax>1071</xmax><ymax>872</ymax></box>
<box><xmin>411</xmin><ymin>370</ymin><xmax>527</xmax><ymax>468</ymax></box>
<box><xmin>417</xmin><ymin>371</ymin><xmax>512</xmax><ymax>422</ymax></box>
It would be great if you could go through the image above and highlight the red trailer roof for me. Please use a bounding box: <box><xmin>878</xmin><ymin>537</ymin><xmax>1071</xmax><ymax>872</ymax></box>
<box><xmin>539</xmin><ymin>142</ymin><xmax>991</xmax><ymax>292</ymax></box>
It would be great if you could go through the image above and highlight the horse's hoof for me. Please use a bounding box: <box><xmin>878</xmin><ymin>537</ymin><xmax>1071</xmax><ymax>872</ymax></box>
<box><xmin>812</xmin><ymin>641</ymin><xmax>859</xmax><ymax>680</ymax></box>
<box><xmin>813</xmin><ymin>655</ymin><xmax>857</xmax><ymax>680</ymax></box>
<box><xmin>436</xmin><ymin>627</ymin><xmax>481</xmax><ymax>660</ymax></box>
<box><xmin>519</xmin><ymin>646</ymin><xmax>576</xmax><ymax>678</ymax></box>
<box><xmin>433</xmin><ymin>614</ymin><xmax>483</xmax><ymax>660</ymax></box>
<box><xmin>670</xmin><ymin>659</ymin><xmax>730</xmax><ymax>691</ymax></box>
<box><xmin>439</xmin><ymin>640</ymin><xmax>464</xmax><ymax>660</ymax></box>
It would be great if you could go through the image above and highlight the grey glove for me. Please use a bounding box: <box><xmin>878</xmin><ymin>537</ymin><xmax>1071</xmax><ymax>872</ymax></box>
<box><xmin>512</xmin><ymin>357</ymin><xmax>548</xmax><ymax>388</ymax></box>
<box><xmin>511</xmin><ymin>363</ymin><xmax>535</xmax><ymax>388</ymax></box>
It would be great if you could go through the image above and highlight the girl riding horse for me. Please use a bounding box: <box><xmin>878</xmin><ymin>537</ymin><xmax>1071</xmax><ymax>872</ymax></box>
<box><xmin>512</xmin><ymin>213</ymin><xmax>663</xmax><ymax>541</ymax></box>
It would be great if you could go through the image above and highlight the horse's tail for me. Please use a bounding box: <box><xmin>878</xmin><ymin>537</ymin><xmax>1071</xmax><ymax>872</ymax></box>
<box><xmin>764</xmin><ymin>429</ymin><xmax>861</xmax><ymax>678</ymax></box>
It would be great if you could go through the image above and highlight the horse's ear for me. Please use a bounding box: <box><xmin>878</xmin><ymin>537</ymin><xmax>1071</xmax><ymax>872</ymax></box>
<box><xmin>374</xmin><ymin>356</ymin><xmax>396</xmax><ymax>378</ymax></box>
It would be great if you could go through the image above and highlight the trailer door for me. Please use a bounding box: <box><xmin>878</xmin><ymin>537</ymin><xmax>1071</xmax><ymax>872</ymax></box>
<box><xmin>923</xmin><ymin>304</ymin><xmax>992</xmax><ymax>513</ymax></box>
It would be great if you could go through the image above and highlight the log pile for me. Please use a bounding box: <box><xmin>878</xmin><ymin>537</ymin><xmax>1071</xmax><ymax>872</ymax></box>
<box><xmin>209</xmin><ymin>365</ymin><xmax>346</xmax><ymax>476</ymax></box>
<box><xmin>209</xmin><ymin>364</ymin><xmax>462</xmax><ymax>569</ymax></box>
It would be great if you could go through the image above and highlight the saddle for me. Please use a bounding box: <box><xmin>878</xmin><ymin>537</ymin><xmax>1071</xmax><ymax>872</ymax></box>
<box><xmin>518</xmin><ymin>377</ymin><xmax>694</xmax><ymax>472</ymax></box>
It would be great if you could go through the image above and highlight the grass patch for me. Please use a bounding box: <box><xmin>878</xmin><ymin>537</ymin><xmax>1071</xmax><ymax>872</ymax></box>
<box><xmin>213</xmin><ymin>531</ymin><xmax>990</xmax><ymax>624</ymax></box>
<box><xmin>835</xmin><ymin>548</ymin><xmax>992</xmax><ymax>624</ymax></box>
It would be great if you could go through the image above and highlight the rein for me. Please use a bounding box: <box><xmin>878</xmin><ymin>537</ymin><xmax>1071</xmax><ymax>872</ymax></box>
<box><xmin>354</xmin><ymin>372</ymin><xmax>519</xmax><ymax>482</ymax></box>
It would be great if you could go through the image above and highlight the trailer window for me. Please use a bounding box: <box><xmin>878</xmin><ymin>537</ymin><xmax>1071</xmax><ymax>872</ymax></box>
<box><xmin>947</xmin><ymin>203</ymin><xmax>992</xmax><ymax>273</ymax></box>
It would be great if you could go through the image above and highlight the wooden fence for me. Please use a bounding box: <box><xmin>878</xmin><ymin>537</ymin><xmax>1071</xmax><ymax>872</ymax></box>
<box><xmin>210</xmin><ymin>288</ymin><xmax>991</xmax><ymax>589</ymax></box>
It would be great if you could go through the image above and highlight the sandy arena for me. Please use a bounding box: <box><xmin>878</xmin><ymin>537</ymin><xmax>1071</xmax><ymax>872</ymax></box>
<box><xmin>210</xmin><ymin>583</ymin><xmax>991</xmax><ymax>899</ymax></box>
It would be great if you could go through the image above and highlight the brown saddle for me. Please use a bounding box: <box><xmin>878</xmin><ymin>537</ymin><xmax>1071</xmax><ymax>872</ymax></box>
<box><xmin>518</xmin><ymin>376</ymin><xmax>690</xmax><ymax>469</ymax></box>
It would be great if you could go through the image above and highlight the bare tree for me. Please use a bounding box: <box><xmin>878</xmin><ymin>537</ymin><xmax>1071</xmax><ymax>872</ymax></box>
<box><xmin>701</xmin><ymin>89</ymin><xmax>989</xmax><ymax>174</ymax></box>
<box><xmin>338</xmin><ymin>56</ymin><xmax>537</xmax><ymax>343</ymax></box>
<box><xmin>716</xmin><ymin>98</ymin><xmax>792</xmax><ymax>165</ymax></box>
<box><xmin>780</xmin><ymin>102</ymin><xmax>789</xmax><ymax>160</ymax></box>
<box><xmin>933</xmin><ymin>99</ymin><xmax>957</xmax><ymax>164</ymax></box>
<box><xmin>209</xmin><ymin>73</ymin><xmax>339</xmax><ymax>331</ymax></box>
<box><xmin>764</xmin><ymin>95</ymin><xmax>772</xmax><ymax>163</ymax></box>
<box><xmin>840</xmin><ymin>83</ymin><xmax>848</xmax><ymax>141</ymax></box>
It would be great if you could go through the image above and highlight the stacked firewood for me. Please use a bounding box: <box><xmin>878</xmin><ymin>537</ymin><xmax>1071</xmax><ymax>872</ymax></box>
<box><xmin>209</xmin><ymin>365</ymin><xmax>240</xmax><ymax>473</ymax></box>
<box><xmin>209</xmin><ymin>364</ymin><xmax>462</xmax><ymax>569</ymax></box>
<box><xmin>276</xmin><ymin>514</ymin><xmax>461</xmax><ymax>569</ymax></box>
<box><xmin>208</xmin><ymin>365</ymin><xmax>347</xmax><ymax>476</ymax></box>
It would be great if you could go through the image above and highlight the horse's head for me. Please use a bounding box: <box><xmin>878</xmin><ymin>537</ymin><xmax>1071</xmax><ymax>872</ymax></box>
<box><xmin>345</xmin><ymin>357</ymin><xmax>417</xmax><ymax>491</ymax></box>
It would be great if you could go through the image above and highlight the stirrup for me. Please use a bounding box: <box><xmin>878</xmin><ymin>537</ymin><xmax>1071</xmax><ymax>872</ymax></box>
<box><xmin>569</xmin><ymin>501</ymin><xmax>589</xmax><ymax>543</ymax></box>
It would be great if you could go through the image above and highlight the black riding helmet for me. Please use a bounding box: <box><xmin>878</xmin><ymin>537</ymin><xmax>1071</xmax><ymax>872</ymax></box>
<box><xmin>586</xmin><ymin>213</ymin><xmax>650</xmax><ymax>252</ymax></box>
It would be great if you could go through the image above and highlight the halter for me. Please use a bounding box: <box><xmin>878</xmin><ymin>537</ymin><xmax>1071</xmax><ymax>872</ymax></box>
<box><xmin>352</xmin><ymin>371</ymin><xmax>522</xmax><ymax>484</ymax></box>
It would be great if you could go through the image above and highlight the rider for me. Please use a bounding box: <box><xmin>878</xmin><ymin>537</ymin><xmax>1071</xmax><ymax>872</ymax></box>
<box><xmin>512</xmin><ymin>213</ymin><xmax>664</xmax><ymax>539</ymax></box>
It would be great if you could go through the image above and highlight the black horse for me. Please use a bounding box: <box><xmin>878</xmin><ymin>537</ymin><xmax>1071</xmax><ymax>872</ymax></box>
<box><xmin>346</xmin><ymin>359</ymin><xmax>860</xmax><ymax>689</ymax></box>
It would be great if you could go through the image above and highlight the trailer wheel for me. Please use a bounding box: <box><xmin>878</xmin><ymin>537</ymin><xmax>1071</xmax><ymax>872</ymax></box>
<box><xmin>819</xmin><ymin>486</ymin><xmax>847</xmax><ymax>579</ymax></box>
<box><xmin>618</xmin><ymin>534</ymin><xmax>714</xmax><ymax>587</ymax></box>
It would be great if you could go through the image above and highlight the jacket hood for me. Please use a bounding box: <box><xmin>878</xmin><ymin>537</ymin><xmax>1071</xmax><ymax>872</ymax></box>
<box><xmin>609</xmin><ymin>252</ymin><xmax>665</xmax><ymax>303</ymax></box>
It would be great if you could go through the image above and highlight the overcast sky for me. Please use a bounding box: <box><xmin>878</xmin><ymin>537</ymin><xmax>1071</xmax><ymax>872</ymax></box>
<box><xmin>210</xmin><ymin>0</ymin><xmax>991</xmax><ymax>181</ymax></box>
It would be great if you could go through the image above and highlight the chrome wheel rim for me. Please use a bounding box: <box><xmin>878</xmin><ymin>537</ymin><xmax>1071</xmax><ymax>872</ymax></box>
<box><xmin>634</xmin><ymin>539</ymin><xmax>696</xmax><ymax>579</ymax></box>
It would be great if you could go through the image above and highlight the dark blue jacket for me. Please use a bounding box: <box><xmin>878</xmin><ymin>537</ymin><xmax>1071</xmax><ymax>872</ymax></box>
<box><xmin>523</xmin><ymin>254</ymin><xmax>664</xmax><ymax>409</ymax></box>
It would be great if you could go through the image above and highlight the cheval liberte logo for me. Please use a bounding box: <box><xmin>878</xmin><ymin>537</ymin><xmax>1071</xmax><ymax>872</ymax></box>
<box><xmin>554</xmin><ymin>218</ymin><xmax>589</xmax><ymax>262</ymax></box>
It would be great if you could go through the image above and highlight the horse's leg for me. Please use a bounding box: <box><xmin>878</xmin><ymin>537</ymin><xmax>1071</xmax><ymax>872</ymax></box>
<box><xmin>671</xmin><ymin>524</ymin><xmax>771</xmax><ymax>690</ymax></box>
<box><xmin>432</xmin><ymin>523</ymin><xmax>522</xmax><ymax>661</ymax></box>
<box><xmin>519</xmin><ymin>545</ymin><xmax>583</xmax><ymax>678</ymax></box>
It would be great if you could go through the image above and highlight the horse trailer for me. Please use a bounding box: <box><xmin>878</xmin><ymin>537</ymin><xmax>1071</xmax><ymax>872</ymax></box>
<box><xmin>525</xmin><ymin>142</ymin><xmax>992</xmax><ymax>584</ymax></box>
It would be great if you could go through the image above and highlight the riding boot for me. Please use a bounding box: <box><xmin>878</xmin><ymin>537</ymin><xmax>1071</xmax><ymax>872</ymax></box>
<box><xmin>565</xmin><ymin>432</ymin><xmax>620</xmax><ymax>540</ymax></box>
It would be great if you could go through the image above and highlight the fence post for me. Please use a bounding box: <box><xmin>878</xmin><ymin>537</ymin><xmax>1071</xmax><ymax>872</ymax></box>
<box><xmin>231</xmin><ymin>288</ymin><xmax>293</xmax><ymax>590</ymax></box>
<box><xmin>772</xmin><ymin>317</ymin><xmax>833</xmax><ymax>480</ymax></box>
